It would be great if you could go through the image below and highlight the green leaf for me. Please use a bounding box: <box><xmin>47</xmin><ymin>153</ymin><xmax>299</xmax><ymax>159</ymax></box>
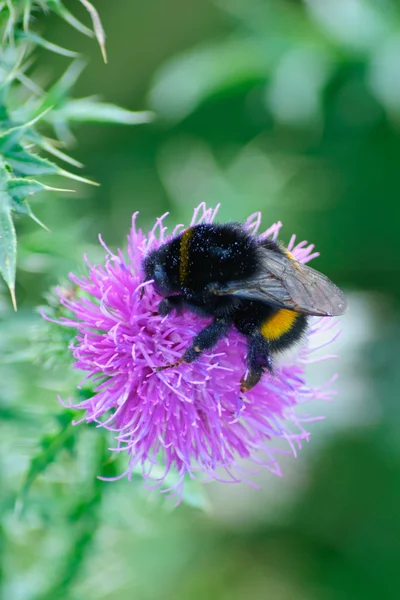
<box><xmin>50</xmin><ymin>97</ymin><xmax>154</xmax><ymax>124</ymax></box>
<box><xmin>0</xmin><ymin>195</ymin><xmax>16</xmax><ymax>309</ymax></box>
<box><xmin>0</xmin><ymin>44</ymin><xmax>31</xmax><ymax>90</ymax></box>
<box><xmin>0</xmin><ymin>162</ymin><xmax>10</xmax><ymax>187</ymax></box>
<box><xmin>7</xmin><ymin>177</ymin><xmax>72</xmax><ymax>202</ymax></box>
<box><xmin>50</xmin><ymin>2</ymin><xmax>95</xmax><ymax>38</ymax></box>
<box><xmin>11</xmin><ymin>201</ymin><xmax>48</xmax><ymax>231</ymax></box>
<box><xmin>16</xmin><ymin>414</ymin><xmax>79</xmax><ymax>515</ymax></box>
<box><xmin>6</xmin><ymin>147</ymin><xmax>59</xmax><ymax>176</ymax></box>
<box><xmin>0</xmin><ymin>158</ymin><xmax>77</xmax><ymax>304</ymax></box>
<box><xmin>0</xmin><ymin>107</ymin><xmax>53</xmax><ymax>151</ymax></box>
<box><xmin>32</xmin><ymin>59</ymin><xmax>87</xmax><ymax>115</ymax></box>
<box><xmin>78</xmin><ymin>0</ymin><xmax>107</xmax><ymax>63</ymax></box>
<box><xmin>17</xmin><ymin>30</ymin><xmax>80</xmax><ymax>58</ymax></box>
<box><xmin>7</xmin><ymin>177</ymin><xmax>49</xmax><ymax>201</ymax></box>
<box><xmin>9</xmin><ymin>120</ymin><xmax>84</xmax><ymax>168</ymax></box>
<box><xmin>7</xmin><ymin>190</ymin><xmax>49</xmax><ymax>231</ymax></box>
<box><xmin>0</xmin><ymin>163</ymin><xmax>38</xmax><ymax>205</ymax></box>
<box><xmin>6</xmin><ymin>177</ymin><xmax>72</xmax><ymax>230</ymax></box>
<box><xmin>36</xmin><ymin>137</ymin><xmax>84</xmax><ymax>168</ymax></box>
<box><xmin>3</xmin><ymin>0</ymin><xmax>17</xmax><ymax>42</ymax></box>
<box><xmin>23</xmin><ymin>0</ymin><xmax>33</xmax><ymax>32</ymax></box>
<box><xmin>49</xmin><ymin>59</ymin><xmax>87</xmax><ymax>99</ymax></box>
<box><xmin>35</xmin><ymin>432</ymin><xmax>108</xmax><ymax>600</ymax></box>
<box><xmin>4</xmin><ymin>146</ymin><xmax>98</xmax><ymax>185</ymax></box>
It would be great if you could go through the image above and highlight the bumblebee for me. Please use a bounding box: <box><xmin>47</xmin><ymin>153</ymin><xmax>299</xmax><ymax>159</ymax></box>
<box><xmin>143</xmin><ymin>222</ymin><xmax>347</xmax><ymax>393</ymax></box>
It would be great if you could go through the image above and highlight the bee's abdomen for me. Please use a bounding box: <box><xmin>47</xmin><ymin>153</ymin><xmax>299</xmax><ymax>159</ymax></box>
<box><xmin>260</xmin><ymin>309</ymin><xmax>298</xmax><ymax>341</ymax></box>
<box><xmin>234</xmin><ymin>301</ymin><xmax>307</xmax><ymax>352</ymax></box>
<box><xmin>261</xmin><ymin>309</ymin><xmax>308</xmax><ymax>352</ymax></box>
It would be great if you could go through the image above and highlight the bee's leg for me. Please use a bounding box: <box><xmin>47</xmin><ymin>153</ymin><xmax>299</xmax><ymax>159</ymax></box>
<box><xmin>155</xmin><ymin>318</ymin><xmax>230</xmax><ymax>372</ymax></box>
<box><xmin>183</xmin><ymin>318</ymin><xmax>231</xmax><ymax>363</ymax></box>
<box><xmin>240</xmin><ymin>333</ymin><xmax>273</xmax><ymax>393</ymax></box>
<box><xmin>157</xmin><ymin>296</ymin><xmax>183</xmax><ymax>316</ymax></box>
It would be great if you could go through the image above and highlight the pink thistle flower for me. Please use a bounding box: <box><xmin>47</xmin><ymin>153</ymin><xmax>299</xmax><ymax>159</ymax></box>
<box><xmin>49</xmin><ymin>203</ymin><xmax>340</xmax><ymax>500</ymax></box>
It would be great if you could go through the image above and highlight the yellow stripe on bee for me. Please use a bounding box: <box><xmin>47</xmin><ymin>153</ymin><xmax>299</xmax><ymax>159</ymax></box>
<box><xmin>179</xmin><ymin>227</ymin><xmax>194</xmax><ymax>284</ymax></box>
<box><xmin>261</xmin><ymin>309</ymin><xmax>298</xmax><ymax>341</ymax></box>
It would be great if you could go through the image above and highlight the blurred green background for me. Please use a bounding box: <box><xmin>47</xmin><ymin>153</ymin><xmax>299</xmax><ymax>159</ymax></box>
<box><xmin>2</xmin><ymin>0</ymin><xmax>400</xmax><ymax>599</ymax></box>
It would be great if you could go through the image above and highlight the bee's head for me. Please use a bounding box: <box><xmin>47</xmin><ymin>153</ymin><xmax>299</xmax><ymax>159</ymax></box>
<box><xmin>143</xmin><ymin>248</ymin><xmax>176</xmax><ymax>297</ymax></box>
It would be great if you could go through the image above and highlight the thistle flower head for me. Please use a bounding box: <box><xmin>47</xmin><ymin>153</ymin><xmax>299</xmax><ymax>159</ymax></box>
<box><xmin>49</xmin><ymin>203</ymin><xmax>339</xmax><ymax>500</ymax></box>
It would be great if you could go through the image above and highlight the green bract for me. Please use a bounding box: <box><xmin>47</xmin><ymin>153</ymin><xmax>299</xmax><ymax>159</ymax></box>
<box><xmin>0</xmin><ymin>0</ymin><xmax>152</xmax><ymax>307</ymax></box>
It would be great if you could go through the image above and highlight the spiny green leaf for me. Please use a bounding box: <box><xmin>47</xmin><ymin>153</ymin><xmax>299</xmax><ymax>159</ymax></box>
<box><xmin>0</xmin><ymin>196</ymin><xmax>16</xmax><ymax>309</ymax></box>
<box><xmin>35</xmin><ymin>137</ymin><xmax>83</xmax><ymax>168</ymax></box>
<box><xmin>6</xmin><ymin>177</ymin><xmax>71</xmax><ymax>230</ymax></box>
<box><xmin>39</xmin><ymin>138</ymin><xmax>84</xmax><ymax>168</ymax></box>
<box><xmin>49</xmin><ymin>1</ymin><xmax>94</xmax><ymax>38</ymax></box>
<box><xmin>0</xmin><ymin>107</ymin><xmax>54</xmax><ymax>153</ymax></box>
<box><xmin>3</xmin><ymin>0</ymin><xmax>16</xmax><ymax>42</ymax></box>
<box><xmin>0</xmin><ymin>164</ymin><xmax>52</xmax><ymax>245</ymax></box>
<box><xmin>33</xmin><ymin>59</ymin><xmax>87</xmax><ymax>114</ymax></box>
<box><xmin>23</xmin><ymin>0</ymin><xmax>32</xmax><ymax>32</ymax></box>
<box><xmin>7</xmin><ymin>177</ymin><xmax>50</xmax><ymax>200</ymax></box>
<box><xmin>79</xmin><ymin>0</ymin><xmax>107</xmax><ymax>63</ymax></box>
<box><xmin>16</xmin><ymin>416</ymin><xmax>79</xmax><ymax>515</ymax></box>
<box><xmin>17</xmin><ymin>30</ymin><xmax>80</xmax><ymax>58</ymax></box>
<box><xmin>58</xmin><ymin>166</ymin><xmax>99</xmax><ymax>186</ymax></box>
<box><xmin>1</xmin><ymin>106</ymin><xmax>53</xmax><ymax>136</ymax></box>
<box><xmin>36</xmin><ymin>433</ymin><xmax>109</xmax><ymax>600</ymax></box>
<box><xmin>51</xmin><ymin>58</ymin><xmax>87</xmax><ymax>96</ymax></box>
<box><xmin>8</xmin><ymin>179</ymin><xmax>49</xmax><ymax>231</ymax></box>
<box><xmin>5</xmin><ymin>146</ymin><xmax>64</xmax><ymax>176</ymax></box>
<box><xmin>23</xmin><ymin>203</ymin><xmax>49</xmax><ymax>230</ymax></box>
<box><xmin>0</xmin><ymin>161</ymin><xmax>75</xmax><ymax>278</ymax></box>
<box><xmin>52</xmin><ymin>119</ymin><xmax>75</xmax><ymax>145</ymax></box>
<box><xmin>7</xmin><ymin>177</ymin><xmax>73</xmax><ymax>201</ymax></box>
<box><xmin>50</xmin><ymin>97</ymin><xmax>154</xmax><ymax>124</ymax></box>
<box><xmin>0</xmin><ymin>162</ymin><xmax>10</xmax><ymax>186</ymax></box>
<box><xmin>16</xmin><ymin>70</ymin><xmax>44</xmax><ymax>96</ymax></box>
<box><xmin>4</xmin><ymin>146</ymin><xmax>98</xmax><ymax>185</ymax></box>
<box><xmin>20</xmin><ymin>127</ymin><xmax>84</xmax><ymax>168</ymax></box>
<box><xmin>0</xmin><ymin>158</ymin><xmax>74</xmax><ymax>198</ymax></box>
<box><xmin>0</xmin><ymin>43</ymin><xmax>30</xmax><ymax>90</ymax></box>
<box><xmin>0</xmin><ymin>129</ymin><xmax>24</xmax><ymax>154</ymax></box>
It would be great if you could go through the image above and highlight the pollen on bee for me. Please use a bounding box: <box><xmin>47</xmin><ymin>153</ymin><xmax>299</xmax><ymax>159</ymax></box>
<box><xmin>284</xmin><ymin>249</ymin><xmax>296</xmax><ymax>260</ymax></box>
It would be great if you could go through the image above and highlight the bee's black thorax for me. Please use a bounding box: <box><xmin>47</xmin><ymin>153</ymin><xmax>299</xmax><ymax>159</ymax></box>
<box><xmin>179</xmin><ymin>223</ymin><xmax>259</xmax><ymax>290</ymax></box>
<box><xmin>144</xmin><ymin>223</ymin><xmax>287</xmax><ymax>318</ymax></box>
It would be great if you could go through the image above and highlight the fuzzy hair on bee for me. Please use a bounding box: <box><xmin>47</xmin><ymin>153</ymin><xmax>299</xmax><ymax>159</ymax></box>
<box><xmin>143</xmin><ymin>222</ymin><xmax>347</xmax><ymax>393</ymax></box>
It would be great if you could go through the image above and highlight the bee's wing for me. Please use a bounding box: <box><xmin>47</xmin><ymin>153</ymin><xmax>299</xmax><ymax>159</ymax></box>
<box><xmin>212</xmin><ymin>248</ymin><xmax>347</xmax><ymax>317</ymax></box>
